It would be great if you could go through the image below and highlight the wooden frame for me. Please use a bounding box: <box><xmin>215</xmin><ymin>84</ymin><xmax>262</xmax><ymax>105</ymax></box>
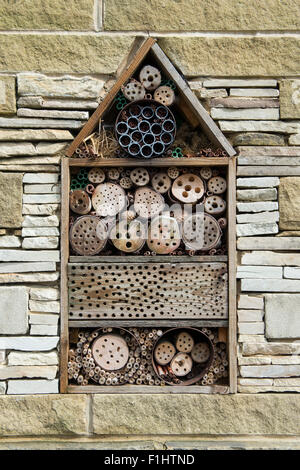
<box><xmin>60</xmin><ymin>156</ymin><xmax>237</xmax><ymax>394</ymax></box>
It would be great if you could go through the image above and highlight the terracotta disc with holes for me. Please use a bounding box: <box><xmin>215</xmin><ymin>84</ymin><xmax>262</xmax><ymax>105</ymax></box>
<box><xmin>167</xmin><ymin>167</ymin><xmax>180</xmax><ymax>180</ymax></box>
<box><xmin>204</xmin><ymin>195</ymin><xmax>226</xmax><ymax>215</ymax></box>
<box><xmin>107</xmin><ymin>168</ymin><xmax>120</xmax><ymax>181</ymax></box>
<box><xmin>151</xmin><ymin>172</ymin><xmax>171</xmax><ymax>194</ymax></box>
<box><xmin>207</xmin><ymin>176</ymin><xmax>227</xmax><ymax>194</ymax></box>
<box><xmin>154</xmin><ymin>341</ymin><xmax>176</xmax><ymax>366</ymax></box>
<box><xmin>170</xmin><ymin>352</ymin><xmax>193</xmax><ymax>377</ymax></box>
<box><xmin>191</xmin><ymin>342</ymin><xmax>211</xmax><ymax>363</ymax></box>
<box><xmin>92</xmin><ymin>334</ymin><xmax>129</xmax><ymax>371</ymax></box>
<box><xmin>182</xmin><ymin>213</ymin><xmax>221</xmax><ymax>251</ymax></box>
<box><xmin>134</xmin><ymin>187</ymin><xmax>165</xmax><ymax>219</ymax></box>
<box><xmin>110</xmin><ymin>219</ymin><xmax>146</xmax><ymax>253</ymax></box>
<box><xmin>175</xmin><ymin>331</ymin><xmax>195</xmax><ymax>353</ymax></box>
<box><xmin>154</xmin><ymin>85</ymin><xmax>175</xmax><ymax>106</ymax></box>
<box><xmin>172</xmin><ymin>173</ymin><xmax>204</xmax><ymax>203</ymax></box>
<box><xmin>147</xmin><ymin>216</ymin><xmax>181</xmax><ymax>254</ymax></box>
<box><xmin>120</xmin><ymin>176</ymin><xmax>133</xmax><ymax>189</ymax></box>
<box><xmin>92</xmin><ymin>182</ymin><xmax>126</xmax><ymax>217</ymax></box>
<box><xmin>70</xmin><ymin>216</ymin><xmax>108</xmax><ymax>255</ymax></box>
<box><xmin>199</xmin><ymin>167</ymin><xmax>213</xmax><ymax>180</ymax></box>
<box><xmin>69</xmin><ymin>190</ymin><xmax>91</xmax><ymax>215</ymax></box>
<box><xmin>88</xmin><ymin>167</ymin><xmax>105</xmax><ymax>184</ymax></box>
<box><xmin>130</xmin><ymin>168</ymin><xmax>150</xmax><ymax>186</ymax></box>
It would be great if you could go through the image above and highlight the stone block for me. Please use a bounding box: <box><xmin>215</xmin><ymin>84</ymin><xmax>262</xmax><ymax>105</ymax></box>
<box><xmin>0</xmin><ymin>250</ymin><xmax>59</xmax><ymax>262</ymax></box>
<box><xmin>22</xmin><ymin>228</ymin><xmax>59</xmax><ymax>237</ymax></box>
<box><xmin>230</xmin><ymin>89</ymin><xmax>279</xmax><ymax>97</ymax></box>
<box><xmin>0</xmin><ymin>287</ymin><xmax>28</xmax><ymax>335</ymax></box>
<box><xmin>196</xmin><ymin>88</ymin><xmax>227</xmax><ymax>99</ymax></box>
<box><xmin>22</xmin><ymin>204</ymin><xmax>59</xmax><ymax>216</ymax></box>
<box><xmin>0</xmin><ymin>172</ymin><xmax>23</xmax><ymax>228</ymax></box>
<box><xmin>104</xmin><ymin>1</ymin><xmax>299</xmax><ymax>31</ymax></box>
<box><xmin>243</xmin><ymin>343</ymin><xmax>300</xmax><ymax>356</ymax></box>
<box><xmin>22</xmin><ymin>237</ymin><xmax>58</xmax><ymax>249</ymax></box>
<box><xmin>238</xmin><ymin>295</ymin><xmax>264</xmax><ymax>309</ymax></box>
<box><xmin>0</xmin><ymin>350</ymin><xmax>5</xmax><ymax>364</ymax></box>
<box><xmin>22</xmin><ymin>215</ymin><xmax>59</xmax><ymax>227</ymax></box>
<box><xmin>279</xmin><ymin>177</ymin><xmax>300</xmax><ymax>230</ymax></box>
<box><xmin>236</xmin><ymin>266</ymin><xmax>282</xmax><ymax>279</ymax></box>
<box><xmin>238</xmin><ymin>146</ymin><xmax>300</xmax><ymax>156</ymax></box>
<box><xmin>237</xmin><ymin>177</ymin><xmax>280</xmax><ymax>188</ymax></box>
<box><xmin>17</xmin><ymin>96</ymin><xmax>99</xmax><ymax>110</ymax></box>
<box><xmin>0</xmin><ymin>142</ymin><xmax>67</xmax><ymax>157</ymax></box>
<box><xmin>273</xmin><ymin>378</ymin><xmax>300</xmax><ymax>386</ymax></box>
<box><xmin>238</xmin><ymin>335</ymin><xmax>266</xmax><ymax>343</ymax></box>
<box><xmin>236</xmin><ymin>223</ymin><xmax>278</xmax><ymax>236</ymax></box>
<box><xmin>289</xmin><ymin>134</ymin><xmax>300</xmax><ymax>145</ymax></box>
<box><xmin>280</xmin><ymin>80</ymin><xmax>300</xmax><ymax>119</ymax></box>
<box><xmin>238</xmin><ymin>378</ymin><xmax>273</xmax><ymax>386</ymax></box>
<box><xmin>237</xmin><ymin>237</ymin><xmax>300</xmax><ymax>251</ymax></box>
<box><xmin>232</xmin><ymin>133</ymin><xmax>284</xmax><ymax>146</ymax></box>
<box><xmin>240</xmin><ymin>365</ymin><xmax>300</xmax><ymax>378</ymax></box>
<box><xmin>265</xmin><ymin>294</ymin><xmax>300</xmax><ymax>339</ymax></box>
<box><xmin>7</xmin><ymin>351</ymin><xmax>58</xmax><ymax>366</ymax></box>
<box><xmin>284</xmin><ymin>267</ymin><xmax>300</xmax><ymax>279</ymax></box>
<box><xmin>30</xmin><ymin>287</ymin><xmax>59</xmax><ymax>301</ymax></box>
<box><xmin>237</xmin><ymin>166</ymin><xmax>300</xmax><ymax>176</ymax></box>
<box><xmin>0</xmin><ymin>129</ymin><xmax>72</xmax><ymax>141</ymax></box>
<box><xmin>237</xmin><ymin>202</ymin><xmax>278</xmax><ymax>213</ymax></box>
<box><xmin>237</xmin><ymin>212</ymin><xmax>279</xmax><ymax>224</ymax></box>
<box><xmin>238</xmin><ymin>323</ymin><xmax>265</xmax><ymax>335</ymax></box>
<box><xmin>238</xmin><ymin>310</ymin><xmax>264</xmax><ymax>322</ymax></box>
<box><xmin>211</xmin><ymin>108</ymin><xmax>279</xmax><ymax>120</ymax></box>
<box><xmin>0</xmin><ymin>0</ymin><xmax>94</xmax><ymax>30</ymax></box>
<box><xmin>0</xmin><ymin>76</ymin><xmax>16</xmax><ymax>114</ymax></box>
<box><xmin>0</xmin><ymin>236</ymin><xmax>21</xmax><ymax>247</ymax></box>
<box><xmin>92</xmin><ymin>395</ymin><xmax>300</xmax><ymax>435</ymax></box>
<box><xmin>219</xmin><ymin>121</ymin><xmax>300</xmax><ymax>133</ymax></box>
<box><xmin>272</xmin><ymin>357</ymin><xmax>300</xmax><ymax>365</ymax></box>
<box><xmin>0</xmin><ymin>337</ymin><xmax>59</xmax><ymax>351</ymax></box>
<box><xmin>204</xmin><ymin>79</ymin><xmax>277</xmax><ymax>88</ymax></box>
<box><xmin>0</xmin><ymin>262</ymin><xmax>56</xmax><ymax>274</ymax></box>
<box><xmin>241</xmin><ymin>251</ymin><xmax>300</xmax><ymax>266</ymax></box>
<box><xmin>30</xmin><ymin>325</ymin><xmax>58</xmax><ymax>336</ymax></box>
<box><xmin>29</xmin><ymin>300</ymin><xmax>59</xmax><ymax>313</ymax></box>
<box><xmin>24</xmin><ymin>184</ymin><xmax>61</xmax><ymax>194</ymax></box>
<box><xmin>23</xmin><ymin>173</ymin><xmax>58</xmax><ymax>184</ymax></box>
<box><xmin>17</xmin><ymin>109</ymin><xmax>89</xmax><ymax>120</ymax></box>
<box><xmin>23</xmin><ymin>195</ymin><xmax>60</xmax><ymax>204</ymax></box>
<box><xmin>0</xmin><ymin>35</ymin><xmax>134</xmax><ymax>74</ymax></box>
<box><xmin>29</xmin><ymin>314</ymin><xmax>59</xmax><ymax>325</ymax></box>
<box><xmin>7</xmin><ymin>380</ymin><xmax>59</xmax><ymax>395</ymax></box>
<box><xmin>0</xmin><ymin>366</ymin><xmax>57</xmax><ymax>380</ymax></box>
<box><xmin>237</xmin><ymin>189</ymin><xmax>277</xmax><ymax>201</ymax></box>
<box><xmin>238</xmin><ymin>356</ymin><xmax>271</xmax><ymax>365</ymax></box>
<box><xmin>213</xmin><ymin>99</ymin><xmax>279</xmax><ymax>109</ymax></box>
<box><xmin>241</xmin><ymin>279</ymin><xmax>300</xmax><ymax>292</ymax></box>
<box><xmin>0</xmin><ymin>382</ymin><xmax>6</xmax><ymax>394</ymax></box>
<box><xmin>0</xmin><ymin>272</ymin><xmax>59</xmax><ymax>284</ymax></box>
<box><xmin>0</xmin><ymin>117</ymin><xmax>84</xmax><ymax>129</ymax></box>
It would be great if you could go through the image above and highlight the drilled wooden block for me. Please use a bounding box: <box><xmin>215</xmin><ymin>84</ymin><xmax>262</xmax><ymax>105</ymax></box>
<box><xmin>68</xmin><ymin>262</ymin><xmax>228</xmax><ymax>320</ymax></box>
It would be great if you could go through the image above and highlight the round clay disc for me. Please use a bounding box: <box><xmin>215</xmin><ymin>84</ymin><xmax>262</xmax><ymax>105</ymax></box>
<box><xmin>120</xmin><ymin>176</ymin><xmax>133</xmax><ymax>189</ymax></box>
<box><xmin>151</xmin><ymin>172</ymin><xmax>171</xmax><ymax>194</ymax></box>
<box><xmin>170</xmin><ymin>353</ymin><xmax>193</xmax><ymax>377</ymax></box>
<box><xmin>207</xmin><ymin>176</ymin><xmax>227</xmax><ymax>194</ymax></box>
<box><xmin>110</xmin><ymin>219</ymin><xmax>146</xmax><ymax>253</ymax></box>
<box><xmin>191</xmin><ymin>342</ymin><xmax>211</xmax><ymax>363</ymax></box>
<box><xmin>154</xmin><ymin>341</ymin><xmax>176</xmax><ymax>366</ymax></box>
<box><xmin>92</xmin><ymin>182</ymin><xmax>127</xmax><ymax>217</ymax></box>
<box><xmin>172</xmin><ymin>173</ymin><xmax>204</xmax><ymax>203</ymax></box>
<box><xmin>182</xmin><ymin>213</ymin><xmax>221</xmax><ymax>251</ymax></box>
<box><xmin>92</xmin><ymin>334</ymin><xmax>129</xmax><ymax>371</ymax></box>
<box><xmin>69</xmin><ymin>190</ymin><xmax>91</xmax><ymax>215</ymax></box>
<box><xmin>70</xmin><ymin>216</ymin><xmax>108</xmax><ymax>255</ymax></box>
<box><xmin>134</xmin><ymin>187</ymin><xmax>165</xmax><ymax>219</ymax></box>
<box><xmin>107</xmin><ymin>168</ymin><xmax>120</xmax><ymax>181</ymax></box>
<box><xmin>167</xmin><ymin>167</ymin><xmax>180</xmax><ymax>180</ymax></box>
<box><xmin>204</xmin><ymin>195</ymin><xmax>226</xmax><ymax>215</ymax></box>
<box><xmin>199</xmin><ymin>167</ymin><xmax>213</xmax><ymax>180</ymax></box>
<box><xmin>88</xmin><ymin>167</ymin><xmax>105</xmax><ymax>184</ymax></box>
<box><xmin>175</xmin><ymin>331</ymin><xmax>195</xmax><ymax>353</ymax></box>
<box><xmin>147</xmin><ymin>215</ymin><xmax>181</xmax><ymax>254</ymax></box>
<box><xmin>130</xmin><ymin>168</ymin><xmax>150</xmax><ymax>186</ymax></box>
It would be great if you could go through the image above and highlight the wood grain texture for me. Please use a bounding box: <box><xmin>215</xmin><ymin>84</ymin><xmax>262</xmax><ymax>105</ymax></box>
<box><xmin>68</xmin><ymin>157</ymin><xmax>230</xmax><ymax>167</ymax></box>
<box><xmin>67</xmin><ymin>384</ymin><xmax>229</xmax><ymax>394</ymax></box>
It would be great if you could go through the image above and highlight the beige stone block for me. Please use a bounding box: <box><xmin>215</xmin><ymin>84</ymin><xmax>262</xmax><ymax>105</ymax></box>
<box><xmin>237</xmin><ymin>237</ymin><xmax>300</xmax><ymax>251</ymax></box>
<box><xmin>30</xmin><ymin>287</ymin><xmax>59</xmax><ymax>301</ymax></box>
<box><xmin>17</xmin><ymin>96</ymin><xmax>99</xmax><ymax>110</ymax></box>
<box><xmin>238</xmin><ymin>378</ymin><xmax>273</xmax><ymax>386</ymax></box>
<box><xmin>238</xmin><ymin>323</ymin><xmax>265</xmax><ymax>335</ymax></box>
<box><xmin>238</xmin><ymin>356</ymin><xmax>271</xmax><ymax>366</ymax></box>
<box><xmin>0</xmin><ymin>0</ymin><xmax>95</xmax><ymax>30</ymax></box>
<box><xmin>29</xmin><ymin>314</ymin><xmax>59</xmax><ymax>325</ymax></box>
<box><xmin>238</xmin><ymin>295</ymin><xmax>264</xmax><ymax>309</ymax></box>
<box><xmin>243</xmin><ymin>342</ymin><xmax>300</xmax><ymax>356</ymax></box>
<box><xmin>0</xmin><ymin>172</ymin><xmax>22</xmax><ymax>228</ymax></box>
<box><xmin>230</xmin><ymin>89</ymin><xmax>279</xmax><ymax>97</ymax></box>
<box><xmin>280</xmin><ymin>80</ymin><xmax>300</xmax><ymax>119</ymax></box>
<box><xmin>92</xmin><ymin>395</ymin><xmax>300</xmax><ymax>435</ymax></box>
<box><xmin>0</xmin><ymin>35</ymin><xmax>134</xmax><ymax>74</ymax></box>
<box><xmin>241</xmin><ymin>251</ymin><xmax>300</xmax><ymax>266</ymax></box>
<box><xmin>238</xmin><ymin>166</ymin><xmax>300</xmax><ymax>176</ymax></box>
<box><xmin>29</xmin><ymin>300</ymin><xmax>60</xmax><ymax>313</ymax></box>
<box><xmin>104</xmin><ymin>1</ymin><xmax>300</xmax><ymax>31</ymax></box>
<box><xmin>265</xmin><ymin>294</ymin><xmax>300</xmax><ymax>339</ymax></box>
<box><xmin>237</xmin><ymin>188</ymin><xmax>277</xmax><ymax>201</ymax></box>
<box><xmin>0</xmin><ymin>272</ymin><xmax>59</xmax><ymax>284</ymax></box>
<box><xmin>289</xmin><ymin>134</ymin><xmax>300</xmax><ymax>145</ymax></box>
<box><xmin>240</xmin><ymin>365</ymin><xmax>300</xmax><ymax>378</ymax></box>
<box><xmin>7</xmin><ymin>351</ymin><xmax>58</xmax><ymax>366</ymax></box>
<box><xmin>220</xmin><ymin>120</ymin><xmax>300</xmax><ymax>133</ymax></box>
<box><xmin>22</xmin><ymin>204</ymin><xmax>59</xmax><ymax>216</ymax></box>
<box><xmin>7</xmin><ymin>379</ymin><xmax>59</xmax><ymax>395</ymax></box>
<box><xmin>273</xmin><ymin>378</ymin><xmax>300</xmax><ymax>386</ymax></box>
<box><xmin>211</xmin><ymin>108</ymin><xmax>279</xmax><ymax>120</ymax></box>
<box><xmin>0</xmin><ymin>76</ymin><xmax>16</xmax><ymax>114</ymax></box>
<box><xmin>271</xmin><ymin>356</ymin><xmax>300</xmax><ymax>365</ymax></box>
<box><xmin>30</xmin><ymin>325</ymin><xmax>58</xmax><ymax>336</ymax></box>
<box><xmin>238</xmin><ymin>310</ymin><xmax>264</xmax><ymax>322</ymax></box>
<box><xmin>238</xmin><ymin>335</ymin><xmax>266</xmax><ymax>343</ymax></box>
<box><xmin>279</xmin><ymin>177</ymin><xmax>300</xmax><ymax>230</ymax></box>
<box><xmin>157</xmin><ymin>37</ymin><xmax>300</xmax><ymax>77</ymax></box>
<box><xmin>241</xmin><ymin>278</ymin><xmax>300</xmax><ymax>292</ymax></box>
<box><xmin>0</xmin><ymin>365</ymin><xmax>57</xmax><ymax>380</ymax></box>
<box><xmin>0</xmin><ymin>287</ymin><xmax>28</xmax><ymax>335</ymax></box>
<box><xmin>0</xmin><ymin>129</ymin><xmax>72</xmax><ymax>141</ymax></box>
<box><xmin>231</xmin><ymin>133</ymin><xmax>284</xmax><ymax>146</ymax></box>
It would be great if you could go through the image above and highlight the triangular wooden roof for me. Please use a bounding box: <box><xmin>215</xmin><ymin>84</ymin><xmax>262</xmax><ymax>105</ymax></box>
<box><xmin>65</xmin><ymin>38</ymin><xmax>236</xmax><ymax>158</ymax></box>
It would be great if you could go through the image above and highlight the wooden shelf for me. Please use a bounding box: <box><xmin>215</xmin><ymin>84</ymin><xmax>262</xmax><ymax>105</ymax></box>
<box><xmin>68</xmin><ymin>384</ymin><xmax>229</xmax><ymax>394</ymax></box>
<box><xmin>68</xmin><ymin>157</ymin><xmax>230</xmax><ymax>167</ymax></box>
<box><xmin>69</xmin><ymin>255</ymin><xmax>228</xmax><ymax>263</ymax></box>
<box><xmin>69</xmin><ymin>320</ymin><xmax>229</xmax><ymax>328</ymax></box>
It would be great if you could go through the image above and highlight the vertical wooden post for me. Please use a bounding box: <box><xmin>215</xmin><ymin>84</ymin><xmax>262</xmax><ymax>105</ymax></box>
<box><xmin>227</xmin><ymin>157</ymin><xmax>237</xmax><ymax>393</ymax></box>
<box><xmin>60</xmin><ymin>157</ymin><xmax>70</xmax><ymax>393</ymax></box>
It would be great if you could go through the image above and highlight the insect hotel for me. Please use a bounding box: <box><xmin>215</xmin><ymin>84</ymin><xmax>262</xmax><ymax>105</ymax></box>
<box><xmin>61</xmin><ymin>39</ymin><xmax>237</xmax><ymax>394</ymax></box>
